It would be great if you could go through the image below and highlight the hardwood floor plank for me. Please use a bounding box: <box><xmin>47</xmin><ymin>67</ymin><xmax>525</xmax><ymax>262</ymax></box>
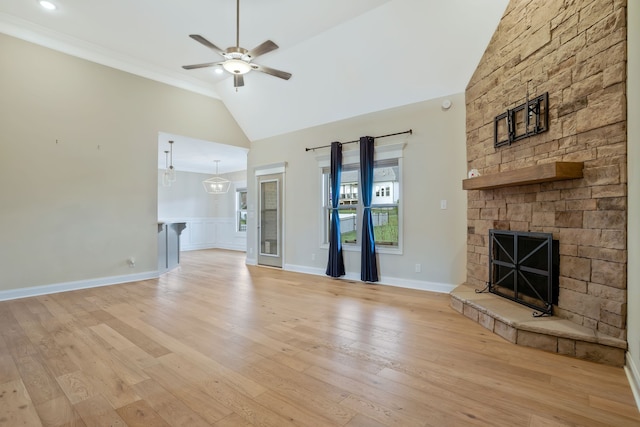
<box><xmin>214</xmin><ymin>412</ymin><xmax>255</xmax><ymax>427</ymax></box>
<box><xmin>52</xmin><ymin>326</ymin><xmax>140</xmax><ymax>409</ymax></box>
<box><xmin>254</xmin><ymin>390</ymin><xmax>345</xmax><ymax>427</ymax></box>
<box><xmin>35</xmin><ymin>295</ymin><xmax>73</xmax><ymax>320</ymax></box>
<box><xmin>0</xmin><ymin>379</ymin><xmax>43</xmax><ymax>427</ymax></box>
<box><xmin>0</xmin><ymin>334</ymin><xmax>20</xmax><ymax>384</ymax></box>
<box><xmin>34</xmin><ymin>395</ymin><xmax>85</xmax><ymax>427</ymax></box>
<box><xmin>2</xmin><ymin>327</ymin><xmax>39</xmax><ymax>361</ymax></box>
<box><xmin>339</xmin><ymin>394</ymin><xmax>424</xmax><ymax>427</ymax></box>
<box><xmin>56</xmin><ymin>371</ymin><xmax>99</xmax><ymax>404</ymax></box>
<box><xmin>376</xmin><ymin>362</ymin><xmax>634</xmax><ymax>426</ymax></box>
<box><xmin>0</xmin><ymin>249</ymin><xmax>637</xmax><ymax>426</ymax></box>
<box><xmin>14</xmin><ymin>355</ymin><xmax>64</xmax><ymax>405</ymax></box>
<box><xmin>309</xmin><ymin>363</ymin><xmax>525</xmax><ymax>426</ymax></box>
<box><xmin>223</xmin><ymin>354</ymin><xmax>357</xmax><ymax>426</ymax></box>
<box><xmin>193</xmin><ymin>377</ymin><xmax>297</xmax><ymax>427</ymax></box>
<box><xmin>344</xmin><ymin>413</ymin><xmax>388</xmax><ymax>427</ymax></box>
<box><xmin>131</xmin><ymin>379</ymin><xmax>211</xmax><ymax>427</ymax></box>
<box><xmin>589</xmin><ymin>394</ymin><xmax>640</xmax><ymax>421</ymax></box>
<box><xmin>115</xmin><ymin>399</ymin><xmax>171</xmax><ymax>427</ymax></box>
<box><xmin>102</xmin><ymin>317</ymin><xmax>171</xmax><ymax>358</ymax></box>
<box><xmin>143</xmin><ymin>362</ymin><xmax>232</xmax><ymax>424</ymax></box>
<box><xmin>88</xmin><ymin>324</ymin><xmax>136</xmax><ymax>351</ymax></box>
<box><xmin>0</xmin><ymin>355</ymin><xmax>20</xmax><ymax>386</ymax></box>
<box><xmin>528</xmin><ymin>414</ymin><xmax>575</xmax><ymax>426</ymax></box>
<box><xmin>72</xmin><ymin>395</ymin><xmax>126</xmax><ymax>427</ymax></box>
<box><xmin>116</xmin><ymin>316</ymin><xmax>268</xmax><ymax>399</ymax></box>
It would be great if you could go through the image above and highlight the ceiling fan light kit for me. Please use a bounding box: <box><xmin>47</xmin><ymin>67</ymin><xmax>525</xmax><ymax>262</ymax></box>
<box><xmin>223</xmin><ymin>59</ymin><xmax>252</xmax><ymax>75</ymax></box>
<box><xmin>182</xmin><ymin>0</ymin><xmax>291</xmax><ymax>89</ymax></box>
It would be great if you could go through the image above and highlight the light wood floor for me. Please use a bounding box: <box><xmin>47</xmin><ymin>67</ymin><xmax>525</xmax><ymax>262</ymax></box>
<box><xmin>0</xmin><ymin>249</ymin><xmax>638</xmax><ymax>427</ymax></box>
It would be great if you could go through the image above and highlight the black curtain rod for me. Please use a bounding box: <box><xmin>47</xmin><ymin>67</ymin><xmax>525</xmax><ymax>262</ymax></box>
<box><xmin>304</xmin><ymin>129</ymin><xmax>412</xmax><ymax>152</ymax></box>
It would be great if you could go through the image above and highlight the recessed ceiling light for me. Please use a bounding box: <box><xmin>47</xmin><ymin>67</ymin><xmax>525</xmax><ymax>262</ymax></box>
<box><xmin>214</xmin><ymin>68</ymin><xmax>224</xmax><ymax>75</ymax></box>
<box><xmin>39</xmin><ymin>1</ymin><xmax>57</xmax><ymax>10</ymax></box>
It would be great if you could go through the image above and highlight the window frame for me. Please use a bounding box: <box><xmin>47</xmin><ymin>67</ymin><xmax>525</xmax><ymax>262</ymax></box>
<box><xmin>317</xmin><ymin>142</ymin><xmax>404</xmax><ymax>255</ymax></box>
<box><xmin>236</xmin><ymin>188</ymin><xmax>247</xmax><ymax>233</ymax></box>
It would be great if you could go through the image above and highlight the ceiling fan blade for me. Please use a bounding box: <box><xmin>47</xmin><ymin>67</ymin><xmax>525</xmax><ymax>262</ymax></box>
<box><xmin>246</xmin><ymin>40</ymin><xmax>278</xmax><ymax>59</ymax></box>
<box><xmin>234</xmin><ymin>74</ymin><xmax>245</xmax><ymax>88</ymax></box>
<box><xmin>189</xmin><ymin>34</ymin><xmax>226</xmax><ymax>56</ymax></box>
<box><xmin>252</xmin><ymin>64</ymin><xmax>292</xmax><ymax>80</ymax></box>
<box><xmin>182</xmin><ymin>62</ymin><xmax>223</xmax><ymax>70</ymax></box>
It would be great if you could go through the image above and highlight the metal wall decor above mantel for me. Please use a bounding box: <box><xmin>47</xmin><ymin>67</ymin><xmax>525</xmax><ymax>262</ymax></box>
<box><xmin>494</xmin><ymin>92</ymin><xmax>548</xmax><ymax>148</ymax></box>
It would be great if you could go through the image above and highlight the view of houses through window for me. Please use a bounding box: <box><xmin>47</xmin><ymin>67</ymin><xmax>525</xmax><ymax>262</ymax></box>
<box><xmin>324</xmin><ymin>159</ymin><xmax>400</xmax><ymax>248</ymax></box>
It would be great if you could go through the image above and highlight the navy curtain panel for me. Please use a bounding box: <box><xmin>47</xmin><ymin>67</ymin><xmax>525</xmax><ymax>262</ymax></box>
<box><xmin>360</xmin><ymin>136</ymin><xmax>379</xmax><ymax>282</ymax></box>
<box><xmin>326</xmin><ymin>141</ymin><xmax>345</xmax><ymax>277</ymax></box>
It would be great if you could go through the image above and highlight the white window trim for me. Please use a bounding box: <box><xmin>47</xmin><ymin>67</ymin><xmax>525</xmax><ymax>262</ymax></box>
<box><xmin>317</xmin><ymin>142</ymin><xmax>405</xmax><ymax>255</ymax></box>
<box><xmin>236</xmin><ymin>188</ymin><xmax>248</xmax><ymax>234</ymax></box>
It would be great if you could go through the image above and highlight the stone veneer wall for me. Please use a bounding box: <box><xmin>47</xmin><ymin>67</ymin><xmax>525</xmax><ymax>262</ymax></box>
<box><xmin>465</xmin><ymin>0</ymin><xmax>627</xmax><ymax>340</ymax></box>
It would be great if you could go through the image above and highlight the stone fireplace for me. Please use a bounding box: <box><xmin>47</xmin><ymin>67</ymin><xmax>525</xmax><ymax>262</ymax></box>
<box><xmin>450</xmin><ymin>0</ymin><xmax>628</xmax><ymax>366</ymax></box>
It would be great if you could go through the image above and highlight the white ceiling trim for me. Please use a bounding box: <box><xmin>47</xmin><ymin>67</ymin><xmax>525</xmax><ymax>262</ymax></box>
<box><xmin>0</xmin><ymin>12</ymin><xmax>220</xmax><ymax>99</ymax></box>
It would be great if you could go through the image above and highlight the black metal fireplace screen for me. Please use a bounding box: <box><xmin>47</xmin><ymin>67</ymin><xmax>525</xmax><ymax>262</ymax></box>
<box><xmin>488</xmin><ymin>230</ymin><xmax>559</xmax><ymax>316</ymax></box>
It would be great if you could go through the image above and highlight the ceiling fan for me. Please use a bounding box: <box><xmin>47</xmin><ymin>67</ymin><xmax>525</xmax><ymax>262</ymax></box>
<box><xmin>182</xmin><ymin>0</ymin><xmax>292</xmax><ymax>89</ymax></box>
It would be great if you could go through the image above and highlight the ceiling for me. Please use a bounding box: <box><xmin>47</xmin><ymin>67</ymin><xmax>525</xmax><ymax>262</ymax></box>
<box><xmin>0</xmin><ymin>0</ymin><xmax>509</xmax><ymax>172</ymax></box>
<box><xmin>158</xmin><ymin>132</ymin><xmax>248</xmax><ymax>175</ymax></box>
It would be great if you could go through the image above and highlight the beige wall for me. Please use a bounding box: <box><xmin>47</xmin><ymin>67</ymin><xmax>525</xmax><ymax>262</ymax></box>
<box><xmin>247</xmin><ymin>94</ymin><xmax>468</xmax><ymax>289</ymax></box>
<box><xmin>0</xmin><ymin>33</ymin><xmax>249</xmax><ymax>293</ymax></box>
<box><xmin>626</xmin><ymin>0</ymin><xmax>640</xmax><ymax>394</ymax></box>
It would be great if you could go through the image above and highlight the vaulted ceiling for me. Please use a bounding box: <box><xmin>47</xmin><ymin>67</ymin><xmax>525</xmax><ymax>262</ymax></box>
<box><xmin>0</xmin><ymin>0</ymin><xmax>508</xmax><ymax>170</ymax></box>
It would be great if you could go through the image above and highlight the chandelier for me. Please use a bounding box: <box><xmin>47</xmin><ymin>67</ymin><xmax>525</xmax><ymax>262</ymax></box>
<box><xmin>202</xmin><ymin>160</ymin><xmax>231</xmax><ymax>194</ymax></box>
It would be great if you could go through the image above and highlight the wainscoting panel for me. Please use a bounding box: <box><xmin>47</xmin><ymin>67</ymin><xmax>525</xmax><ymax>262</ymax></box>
<box><xmin>165</xmin><ymin>217</ymin><xmax>246</xmax><ymax>252</ymax></box>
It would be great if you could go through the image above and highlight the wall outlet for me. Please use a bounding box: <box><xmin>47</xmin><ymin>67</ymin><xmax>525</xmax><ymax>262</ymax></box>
<box><xmin>128</xmin><ymin>257</ymin><xmax>136</xmax><ymax>268</ymax></box>
<box><xmin>440</xmin><ymin>199</ymin><xmax>447</xmax><ymax>209</ymax></box>
<box><xmin>415</xmin><ymin>263</ymin><xmax>421</xmax><ymax>273</ymax></box>
<box><xmin>311</xmin><ymin>253</ymin><xmax>316</xmax><ymax>261</ymax></box>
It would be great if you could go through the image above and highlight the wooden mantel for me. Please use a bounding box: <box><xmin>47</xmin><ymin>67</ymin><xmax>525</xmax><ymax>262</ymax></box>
<box><xmin>462</xmin><ymin>162</ymin><xmax>584</xmax><ymax>191</ymax></box>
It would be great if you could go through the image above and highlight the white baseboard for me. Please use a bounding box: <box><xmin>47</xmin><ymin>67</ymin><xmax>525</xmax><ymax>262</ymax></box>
<box><xmin>0</xmin><ymin>271</ymin><xmax>159</xmax><ymax>302</ymax></box>
<box><xmin>626</xmin><ymin>353</ymin><xmax>640</xmax><ymax>411</ymax></box>
<box><xmin>284</xmin><ymin>263</ymin><xmax>456</xmax><ymax>294</ymax></box>
<box><xmin>245</xmin><ymin>257</ymin><xmax>257</xmax><ymax>266</ymax></box>
<box><xmin>214</xmin><ymin>243</ymin><xmax>247</xmax><ymax>252</ymax></box>
<box><xmin>183</xmin><ymin>243</ymin><xmax>246</xmax><ymax>252</ymax></box>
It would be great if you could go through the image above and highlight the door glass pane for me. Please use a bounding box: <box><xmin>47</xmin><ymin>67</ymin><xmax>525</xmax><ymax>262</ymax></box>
<box><xmin>260</xmin><ymin>181</ymin><xmax>278</xmax><ymax>256</ymax></box>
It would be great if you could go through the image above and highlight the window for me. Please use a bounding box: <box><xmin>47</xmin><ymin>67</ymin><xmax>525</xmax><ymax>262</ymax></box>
<box><xmin>322</xmin><ymin>157</ymin><xmax>401</xmax><ymax>250</ymax></box>
<box><xmin>236</xmin><ymin>189</ymin><xmax>247</xmax><ymax>232</ymax></box>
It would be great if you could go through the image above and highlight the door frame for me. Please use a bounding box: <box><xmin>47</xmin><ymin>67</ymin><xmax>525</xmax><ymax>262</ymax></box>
<box><xmin>255</xmin><ymin>162</ymin><xmax>286</xmax><ymax>267</ymax></box>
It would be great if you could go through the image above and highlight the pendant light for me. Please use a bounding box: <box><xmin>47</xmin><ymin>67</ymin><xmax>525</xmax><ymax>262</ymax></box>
<box><xmin>202</xmin><ymin>160</ymin><xmax>231</xmax><ymax>194</ymax></box>
<box><xmin>167</xmin><ymin>140</ymin><xmax>177</xmax><ymax>184</ymax></box>
<box><xmin>162</xmin><ymin>150</ymin><xmax>172</xmax><ymax>186</ymax></box>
